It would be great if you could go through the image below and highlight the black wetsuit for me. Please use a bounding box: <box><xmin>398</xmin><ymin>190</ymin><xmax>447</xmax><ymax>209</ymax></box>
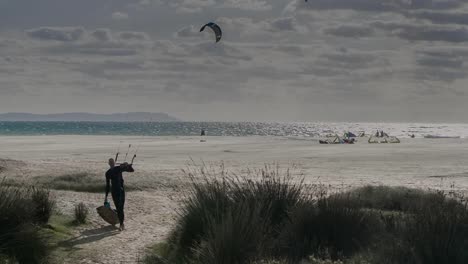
<box><xmin>105</xmin><ymin>165</ymin><xmax>134</xmax><ymax>225</ymax></box>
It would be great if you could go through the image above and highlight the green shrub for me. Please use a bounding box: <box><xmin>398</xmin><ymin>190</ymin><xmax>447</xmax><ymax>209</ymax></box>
<box><xmin>31</xmin><ymin>188</ymin><xmax>55</xmax><ymax>225</ymax></box>
<box><xmin>146</xmin><ymin>170</ymin><xmax>468</xmax><ymax>264</ymax></box>
<box><xmin>160</xmin><ymin>167</ymin><xmax>306</xmax><ymax>264</ymax></box>
<box><xmin>0</xmin><ymin>185</ymin><xmax>49</xmax><ymax>264</ymax></box>
<box><xmin>400</xmin><ymin>193</ymin><xmax>468</xmax><ymax>264</ymax></box>
<box><xmin>6</xmin><ymin>224</ymin><xmax>49</xmax><ymax>264</ymax></box>
<box><xmin>191</xmin><ymin>201</ymin><xmax>269</xmax><ymax>264</ymax></box>
<box><xmin>74</xmin><ymin>203</ymin><xmax>89</xmax><ymax>224</ymax></box>
<box><xmin>277</xmin><ymin>195</ymin><xmax>381</xmax><ymax>262</ymax></box>
<box><xmin>343</xmin><ymin>185</ymin><xmax>440</xmax><ymax>213</ymax></box>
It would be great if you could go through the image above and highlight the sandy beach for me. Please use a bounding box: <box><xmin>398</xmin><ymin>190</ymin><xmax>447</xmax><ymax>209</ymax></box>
<box><xmin>2</xmin><ymin>135</ymin><xmax>468</xmax><ymax>263</ymax></box>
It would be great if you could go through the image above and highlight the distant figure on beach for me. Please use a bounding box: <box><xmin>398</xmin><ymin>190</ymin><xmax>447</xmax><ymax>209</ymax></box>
<box><xmin>105</xmin><ymin>158</ymin><xmax>134</xmax><ymax>231</ymax></box>
<box><xmin>380</xmin><ymin>131</ymin><xmax>384</xmax><ymax>137</ymax></box>
<box><xmin>411</xmin><ymin>134</ymin><xmax>415</xmax><ymax>138</ymax></box>
<box><xmin>375</xmin><ymin>131</ymin><xmax>380</xmax><ymax>137</ymax></box>
<box><xmin>201</xmin><ymin>129</ymin><xmax>206</xmax><ymax>136</ymax></box>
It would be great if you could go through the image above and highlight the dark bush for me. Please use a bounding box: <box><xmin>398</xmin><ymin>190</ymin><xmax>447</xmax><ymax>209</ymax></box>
<box><xmin>31</xmin><ymin>188</ymin><xmax>55</xmax><ymax>225</ymax></box>
<box><xmin>5</xmin><ymin>224</ymin><xmax>49</xmax><ymax>264</ymax></box>
<box><xmin>277</xmin><ymin>195</ymin><xmax>381</xmax><ymax>262</ymax></box>
<box><xmin>165</xmin><ymin>175</ymin><xmax>232</xmax><ymax>263</ymax></box>
<box><xmin>146</xmin><ymin>172</ymin><xmax>468</xmax><ymax>264</ymax></box>
<box><xmin>0</xmin><ymin>185</ymin><xmax>50</xmax><ymax>264</ymax></box>
<box><xmin>231</xmin><ymin>169</ymin><xmax>306</xmax><ymax>233</ymax></box>
<box><xmin>74</xmin><ymin>202</ymin><xmax>89</xmax><ymax>224</ymax></box>
<box><xmin>353</xmin><ymin>189</ymin><xmax>468</xmax><ymax>264</ymax></box>
<box><xmin>192</xmin><ymin>201</ymin><xmax>269</xmax><ymax>264</ymax></box>
<box><xmin>343</xmin><ymin>185</ymin><xmax>440</xmax><ymax>213</ymax></box>
<box><xmin>162</xmin><ymin>167</ymin><xmax>306</xmax><ymax>264</ymax></box>
<box><xmin>400</xmin><ymin>193</ymin><xmax>468</xmax><ymax>264</ymax></box>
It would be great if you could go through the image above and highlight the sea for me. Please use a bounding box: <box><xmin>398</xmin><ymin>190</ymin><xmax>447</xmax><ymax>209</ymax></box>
<box><xmin>0</xmin><ymin>121</ymin><xmax>467</xmax><ymax>138</ymax></box>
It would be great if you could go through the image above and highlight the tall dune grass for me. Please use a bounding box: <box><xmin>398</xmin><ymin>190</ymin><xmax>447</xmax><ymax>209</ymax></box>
<box><xmin>0</xmin><ymin>183</ymin><xmax>55</xmax><ymax>263</ymax></box>
<box><xmin>145</xmin><ymin>166</ymin><xmax>468</xmax><ymax>264</ymax></box>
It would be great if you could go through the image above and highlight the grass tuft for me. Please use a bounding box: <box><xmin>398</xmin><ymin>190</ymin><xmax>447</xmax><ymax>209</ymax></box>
<box><xmin>74</xmin><ymin>203</ymin><xmax>89</xmax><ymax>225</ymax></box>
<box><xmin>277</xmin><ymin>195</ymin><xmax>380</xmax><ymax>261</ymax></box>
<box><xmin>0</xmin><ymin>184</ymin><xmax>53</xmax><ymax>263</ymax></box>
<box><xmin>31</xmin><ymin>188</ymin><xmax>56</xmax><ymax>225</ymax></box>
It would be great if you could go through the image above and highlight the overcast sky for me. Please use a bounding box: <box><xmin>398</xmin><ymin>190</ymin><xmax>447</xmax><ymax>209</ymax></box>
<box><xmin>1</xmin><ymin>0</ymin><xmax>468</xmax><ymax>122</ymax></box>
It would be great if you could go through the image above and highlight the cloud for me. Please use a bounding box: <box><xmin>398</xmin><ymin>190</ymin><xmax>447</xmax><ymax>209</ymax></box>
<box><xmin>184</xmin><ymin>42</ymin><xmax>252</xmax><ymax>61</ymax></box>
<box><xmin>91</xmin><ymin>28</ymin><xmax>112</xmax><ymax>42</ymax></box>
<box><xmin>174</xmin><ymin>6</ymin><xmax>203</xmax><ymax>13</ymax></box>
<box><xmin>217</xmin><ymin>16</ymin><xmax>307</xmax><ymax>41</ymax></box>
<box><xmin>5</xmin><ymin>0</ymin><xmax>468</xmax><ymax>121</ymax></box>
<box><xmin>419</xmin><ymin>46</ymin><xmax>468</xmax><ymax>58</ymax></box>
<box><xmin>299</xmin><ymin>48</ymin><xmax>391</xmax><ymax>80</ymax></box>
<box><xmin>286</xmin><ymin>0</ymin><xmax>465</xmax><ymax>13</ymax></box>
<box><xmin>397</xmin><ymin>27</ymin><xmax>468</xmax><ymax>43</ymax></box>
<box><xmin>416</xmin><ymin>52</ymin><xmax>464</xmax><ymax>69</ymax></box>
<box><xmin>71</xmin><ymin>59</ymin><xmax>146</xmax><ymax>81</ymax></box>
<box><xmin>26</xmin><ymin>27</ymin><xmax>85</xmax><ymax>42</ymax></box>
<box><xmin>163</xmin><ymin>0</ymin><xmax>273</xmax><ymax>13</ymax></box>
<box><xmin>175</xmin><ymin>25</ymin><xmax>202</xmax><ymax>39</ymax></box>
<box><xmin>271</xmin><ymin>44</ymin><xmax>304</xmax><ymax>57</ymax></box>
<box><xmin>45</xmin><ymin>42</ymin><xmax>140</xmax><ymax>56</ymax></box>
<box><xmin>284</xmin><ymin>0</ymin><xmax>396</xmax><ymax>14</ymax></box>
<box><xmin>319</xmin><ymin>51</ymin><xmax>380</xmax><ymax>69</ymax></box>
<box><xmin>25</xmin><ymin>27</ymin><xmax>151</xmax><ymax>56</ymax></box>
<box><xmin>169</xmin><ymin>0</ymin><xmax>216</xmax><ymax>13</ymax></box>
<box><xmin>267</xmin><ymin>17</ymin><xmax>306</xmax><ymax>33</ymax></box>
<box><xmin>112</xmin><ymin>12</ymin><xmax>129</xmax><ymax>20</ymax></box>
<box><xmin>412</xmin><ymin>67</ymin><xmax>468</xmax><ymax>82</ymax></box>
<box><xmin>372</xmin><ymin>21</ymin><xmax>468</xmax><ymax>42</ymax></box>
<box><xmin>162</xmin><ymin>77</ymin><xmax>245</xmax><ymax>104</ymax></box>
<box><xmin>323</xmin><ymin>24</ymin><xmax>375</xmax><ymax>38</ymax></box>
<box><xmin>118</xmin><ymin>31</ymin><xmax>149</xmax><ymax>40</ymax></box>
<box><xmin>408</xmin><ymin>10</ymin><xmax>468</xmax><ymax>25</ymax></box>
<box><xmin>411</xmin><ymin>47</ymin><xmax>468</xmax><ymax>82</ymax></box>
<box><xmin>221</xmin><ymin>0</ymin><xmax>272</xmax><ymax>11</ymax></box>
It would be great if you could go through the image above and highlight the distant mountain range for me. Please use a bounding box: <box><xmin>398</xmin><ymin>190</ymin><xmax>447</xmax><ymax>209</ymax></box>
<box><xmin>0</xmin><ymin>112</ymin><xmax>179</xmax><ymax>122</ymax></box>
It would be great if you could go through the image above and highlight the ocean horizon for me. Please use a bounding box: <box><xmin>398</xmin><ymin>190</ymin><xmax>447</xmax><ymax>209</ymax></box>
<box><xmin>0</xmin><ymin>121</ymin><xmax>466</xmax><ymax>138</ymax></box>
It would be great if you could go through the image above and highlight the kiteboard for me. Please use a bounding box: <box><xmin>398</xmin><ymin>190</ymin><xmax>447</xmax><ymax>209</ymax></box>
<box><xmin>96</xmin><ymin>205</ymin><xmax>119</xmax><ymax>226</ymax></box>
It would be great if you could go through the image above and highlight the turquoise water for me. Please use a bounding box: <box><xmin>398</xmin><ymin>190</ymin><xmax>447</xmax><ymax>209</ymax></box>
<box><xmin>0</xmin><ymin>121</ymin><xmax>466</xmax><ymax>138</ymax></box>
<box><xmin>0</xmin><ymin>122</ymin><xmax>323</xmax><ymax>137</ymax></box>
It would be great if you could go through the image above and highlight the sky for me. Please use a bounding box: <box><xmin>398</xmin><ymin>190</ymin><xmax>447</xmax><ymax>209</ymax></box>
<box><xmin>1</xmin><ymin>0</ymin><xmax>468</xmax><ymax>122</ymax></box>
